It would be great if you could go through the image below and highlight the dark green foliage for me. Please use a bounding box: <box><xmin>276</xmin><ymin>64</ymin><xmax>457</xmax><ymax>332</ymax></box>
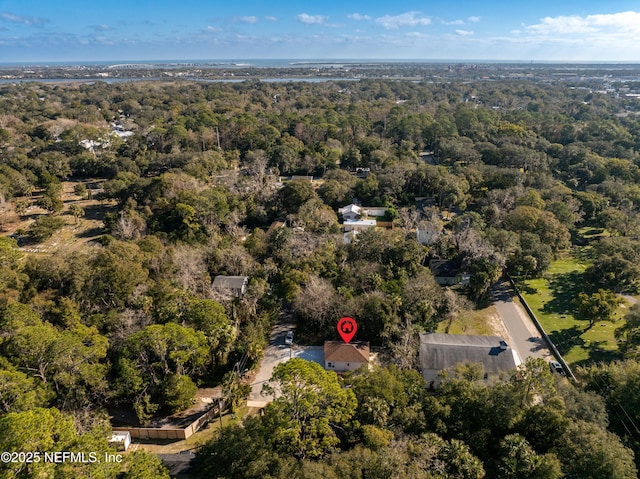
<box><xmin>574</xmin><ymin>289</ymin><xmax>622</xmax><ymax>328</ymax></box>
<box><xmin>27</xmin><ymin>215</ymin><xmax>65</xmax><ymax>242</ymax></box>
<box><xmin>4</xmin><ymin>74</ymin><xmax>640</xmax><ymax>478</ymax></box>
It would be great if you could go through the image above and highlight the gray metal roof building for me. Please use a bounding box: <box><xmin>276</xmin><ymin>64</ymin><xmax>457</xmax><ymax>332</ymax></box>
<box><xmin>419</xmin><ymin>333</ymin><xmax>521</xmax><ymax>385</ymax></box>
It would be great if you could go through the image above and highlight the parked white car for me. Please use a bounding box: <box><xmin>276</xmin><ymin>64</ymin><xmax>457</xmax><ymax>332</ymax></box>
<box><xmin>284</xmin><ymin>331</ymin><xmax>294</xmax><ymax>345</ymax></box>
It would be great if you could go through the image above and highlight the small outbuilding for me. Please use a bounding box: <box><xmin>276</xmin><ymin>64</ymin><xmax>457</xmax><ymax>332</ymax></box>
<box><xmin>429</xmin><ymin>259</ymin><xmax>471</xmax><ymax>286</ymax></box>
<box><xmin>343</xmin><ymin>219</ymin><xmax>377</xmax><ymax>232</ymax></box>
<box><xmin>213</xmin><ymin>275</ymin><xmax>249</xmax><ymax>296</ymax></box>
<box><xmin>419</xmin><ymin>333</ymin><xmax>520</xmax><ymax>388</ymax></box>
<box><xmin>109</xmin><ymin>431</ymin><xmax>131</xmax><ymax>451</ymax></box>
<box><xmin>324</xmin><ymin>341</ymin><xmax>370</xmax><ymax>372</ymax></box>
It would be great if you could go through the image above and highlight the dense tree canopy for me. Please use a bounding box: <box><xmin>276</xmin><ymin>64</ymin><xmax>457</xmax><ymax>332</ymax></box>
<box><xmin>2</xmin><ymin>72</ymin><xmax>640</xmax><ymax>477</ymax></box>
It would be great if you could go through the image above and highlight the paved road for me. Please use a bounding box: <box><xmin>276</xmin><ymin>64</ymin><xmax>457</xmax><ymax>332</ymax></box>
<box><xmin>248</xmin><ymin>316</ymin><xmax>294</xmax><ymax>405</ymax></box>
<box><xmin>490</xmin><ymin>281</ymin><xmax>551</xmax><ymax>363</ymax></box>
<box><xmin>247</xmin><ymin>312</ymin><xmax>325</xmax><ymax>406</ymax></box>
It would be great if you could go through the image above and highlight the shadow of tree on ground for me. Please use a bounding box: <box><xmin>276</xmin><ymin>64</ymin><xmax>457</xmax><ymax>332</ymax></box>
<box><xmin>543</xmin><ymin>270</ymin><xmax>592</xmax><ymax>316</ymax></box>
<box><xmin>546</xmin><ymin>325</ymin><xmax>585</xmax><ymax>356</ymax></box>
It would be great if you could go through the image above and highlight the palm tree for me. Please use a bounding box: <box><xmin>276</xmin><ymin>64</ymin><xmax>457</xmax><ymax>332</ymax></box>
<box><xmin>69</xmin><ymin>204</ymin><xmax>84</xmax><ymax>224</ymax></box>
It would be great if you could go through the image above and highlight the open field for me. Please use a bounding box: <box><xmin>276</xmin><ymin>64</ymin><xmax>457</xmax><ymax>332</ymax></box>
<box><xmin>0</xmin><ymin>180</ymin><xmax>114</xmax><ymax>254</ymax></box>
<box><xmin>520</xmin><ymin>255</ymin><xmax>626</xmax><ymax>366</ymax></box>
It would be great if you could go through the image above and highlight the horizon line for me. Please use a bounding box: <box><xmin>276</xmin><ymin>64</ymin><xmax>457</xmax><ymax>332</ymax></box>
<box><xmin>2</xmin><ymin>58</ymin><xmax>640</xmax><ymax>67</ymax></box>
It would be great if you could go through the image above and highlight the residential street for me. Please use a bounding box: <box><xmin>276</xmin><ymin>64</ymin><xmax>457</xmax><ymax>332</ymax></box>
<box><xmin>248</xmin><ymin>316</ymin><xmax>293</xmax><ymax>406</ymax></box>
<box><xmin>490</xmin><ymin>281</ymin><xmax>552</xmax><ymax>363</ymax></box>
<box><xmin>248</xmin><ymin>313</ymin><xmax>323</xmax><ymax>407</ymax></box>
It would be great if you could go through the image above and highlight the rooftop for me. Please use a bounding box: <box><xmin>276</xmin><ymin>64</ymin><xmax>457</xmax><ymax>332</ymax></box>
<box><xmin>324</xmin><ymin>341</ymin><xmax>370</xmax><ymax>363</ymax></box>
<box><xmin>343</xmin><ymin>219</ymin><xmax>377</xmax><ymax>226</ymax></box>
<box><xmin>212</xmin><ymin>275</ymin><xmax>249</xmax><ymax>290</ymax></box>
<box><xmin>419</xmin><ymin>333</ymin><xmax>520</xmax><ymax>374</ymax></box>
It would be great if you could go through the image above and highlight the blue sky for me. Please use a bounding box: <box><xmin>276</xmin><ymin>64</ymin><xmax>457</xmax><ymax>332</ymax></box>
<box><xmin>1</xmin><ymin>1</ymin><xmax>640</xmax><ymax>63</ymax></box>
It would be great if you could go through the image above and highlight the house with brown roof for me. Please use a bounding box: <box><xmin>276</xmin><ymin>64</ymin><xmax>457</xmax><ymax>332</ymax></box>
<box><xmin>324</xmin><ymin>341</ymin><xmax>370</xmax><ymax>372</ymax></box>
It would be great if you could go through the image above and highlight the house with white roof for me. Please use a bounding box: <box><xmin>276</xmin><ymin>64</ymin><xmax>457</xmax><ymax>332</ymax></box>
<box><xmin>338</xmin><ymin>204</ymin><xmax>363</xmax><ymax>221</ymax></box>
<box><xmin>343</xmin><ymin>219</ymin><xmax>377</xmax><ymax>232</ymax></box>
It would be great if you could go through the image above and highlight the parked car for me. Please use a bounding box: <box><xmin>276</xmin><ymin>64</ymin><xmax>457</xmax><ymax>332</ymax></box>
<box><xmin>284</xmin><ymin>331</ymin><xmax>293</xmax><ymax>345</ymax></box>
<box><xmin>549</xmin><ymin>361</ymin><xmax>564</xmax><ymax>375</ymax></box>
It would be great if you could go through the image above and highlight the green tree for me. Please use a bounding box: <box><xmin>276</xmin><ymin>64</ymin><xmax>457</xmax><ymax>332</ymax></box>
<box><xmin>0</xmin><ymin>237</ymin><xmax>25</xmax><ymax>301</ymax></box>
<box><xmin>555</xmin><ymin>420</ymin><xmax>637</xmax><ymax>479</ymax></box>
<box><xmin>38</xmin><ymin>179</ymin><xmax>64</xmax><ymax>213</ymax></box>
<box><xmin>496</xmin><ymin>434</ymin><xmax>563</xmax><ymax>479</ymax></box>
<box><xmin>617</xmin><ymin>304</ymin><xmax>640</xmax><ymax>358</ymax></box>
<box><xmin>585</xmin><ymin>254</ymin><xmax>640</xmax><ymax>293</ymax></box>
<box><xmin>85</xmin><ymin>241</ymin><xmax>149</xmax><ymax>311</ymax></box>
<box><xmin>0</xmin><ymin>407</ymin><xmax>121</xmax><ymax>479</ymax></box>
<box><xmin>122</xmin><ymin>451</ymin><xmax>170</xmax><ymax>479</ymax></box>
<box><xmin>0</xmin><ymin>366</ymin><xmax>51</xmax><ymax>414</ymax></box>
<box><xmin>28</xmin><ymin>215</ymin><xmax>65</xmax><ymax>242</ymax></box>
<box><xmin>186</xmin><ymin>297</ymin><xmax>235</xmax><ymax>366</ymax></box>
<box><xmin>4</xmin><ymin>322</ymin><xmax>109</xmax><ymax>410</ymax></box>
<box><xmin>262</xmin><ymin>358</ymin><xmax>357</xmax><ymax>459</ymax></box>
<box><xmin>119</xmin><ymin>323</ymin><xmax>208</xmax><ymax>422</ymax></box>
<box><xmin>69</xmin><ymin>203</ymin><xmax>85</xmax><ymax>224</ymax></box>
<box><xmin>574</xmin><ymin>289</ymin><xmax>622</xmax><ymax>329</ymax></box>
<box><xmin>74</xmin><ymin>183</ymin><xmax>88</xmax><ymax>198</ymax></box>
<box><xmin>278</xmin><ymin>178</ymin><xmax>317</xmax><ymax>215</ymax></box>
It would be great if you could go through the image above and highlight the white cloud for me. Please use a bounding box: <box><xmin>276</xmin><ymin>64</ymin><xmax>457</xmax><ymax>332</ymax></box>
<box><xmin>348</xmin><ymin>13</ymin><xmax>371</xmax><ymax>21</ymax></box>
<box><xmin>239</xmin><ymin>16</ymin><xmax>258</xmax><ymax>24</ymax></box>
<box><xmin>456</xmin><ymin>30</ymin><xmax>474</xmax><ymax>36</ymax></box>
<box><xmin>0</xmin><ymin>11</ymin><xmax>48</xmax><ymax>26</ymax></box>
<box><xmin>203</xmin><ymin>26</ymin><xmax>223</xmax><ymax>33</ymax></box>
<box><xmin>90</xmin><ymin>24</ymin><xmax>112</xmax><ymax>32</ymax></box>
<box><xmin>526</xmin><ymin>11</ymin><xmax>640</xmax><ymax>35</ymax></box>
<box><xmin>375</xmin><ymin>11</ymin><xmax>431</xmax><ymax>30</ymax></box>
<box><xmin>297</xmin><ymin>13</ymin><xmax>329</xmax><ymax>25</ymax></box>
<box><xmin>265</xmin><ymin>16</ymin><xmax>277</xmax><ymax>22</ymax></box>
<box><xmin>442</xmin><ymin>16</ymin><xmax>479</xmax><ymax>26</ymax></box>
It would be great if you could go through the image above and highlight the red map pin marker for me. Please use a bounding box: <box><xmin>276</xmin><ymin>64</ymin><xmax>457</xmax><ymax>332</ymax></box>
<box><xmin>337</xmin><ymin>317</ymin><xmax>357</xmax><ymax>344</ymax></box>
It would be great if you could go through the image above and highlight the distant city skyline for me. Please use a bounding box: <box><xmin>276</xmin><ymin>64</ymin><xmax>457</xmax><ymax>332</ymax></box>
<box><xmin>1</xmin><ymin>1</ymin><xmax>640</xmax><ymax>63</ymax></box>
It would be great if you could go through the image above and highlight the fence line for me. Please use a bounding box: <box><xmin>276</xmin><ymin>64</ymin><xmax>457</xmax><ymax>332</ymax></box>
<box><xmin>506</xmin><ymin>275</ymin><xmax>577</xmax><ymax>382</ymax></box>
<box><xmin>115</xmin><ymin>405</ymin><xmax>219</xmax><ymax>441</ymax></box>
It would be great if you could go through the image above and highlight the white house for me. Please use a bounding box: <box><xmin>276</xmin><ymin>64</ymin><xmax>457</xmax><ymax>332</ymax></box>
<box><xmin>363</xmin><ymin>206</ymin><xmax>388</xmax><ymax>217</ymax></box>
<box><xmin>338</xmin><ymin>203</ymin><xmax>388</xmax><ymax>221</ymax></box>
<box><xmin>419</xmin><ymin>333</ymin><xmax>521</xmax><ymax>389</ymax></box>
<box><xmin>343</xmin><ymin>219</ymin><xmax>377</xmax><ymax>232</ymax></box>
<box><xmin>338</xmin><ymin>204</ymin><xmax>362</xmax><ymax>221</ymax></box>
<box><xmin>324</xmin><ymin>341</ymin><xmax>370</xmax><ymax>372</ymax></box>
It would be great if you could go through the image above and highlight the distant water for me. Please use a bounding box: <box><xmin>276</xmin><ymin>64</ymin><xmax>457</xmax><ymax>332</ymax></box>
<box><xmin>0</xmin><ymin>59</ymin><xmax>398</xmax><ymax>68</ymax></box>
<box><xmin>4</xmin><ymin>58</ymin><xmax>639</xmax><ymax>68</ymax></box>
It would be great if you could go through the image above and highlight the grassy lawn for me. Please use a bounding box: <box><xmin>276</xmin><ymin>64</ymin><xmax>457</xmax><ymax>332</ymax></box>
<box><xmin>439</xmin><ymin>304</ymin><xmax>505</xmax><ymax>337</ymax></box>
<box><xmin>1</xmin><ymin>180</ymin><xmax>114</xmax><ymax>254</ymax></box>
<box><xmin>520</xmin><ymin>254</ymin><xmax>625</xmax><ymax>366</ymax></box>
